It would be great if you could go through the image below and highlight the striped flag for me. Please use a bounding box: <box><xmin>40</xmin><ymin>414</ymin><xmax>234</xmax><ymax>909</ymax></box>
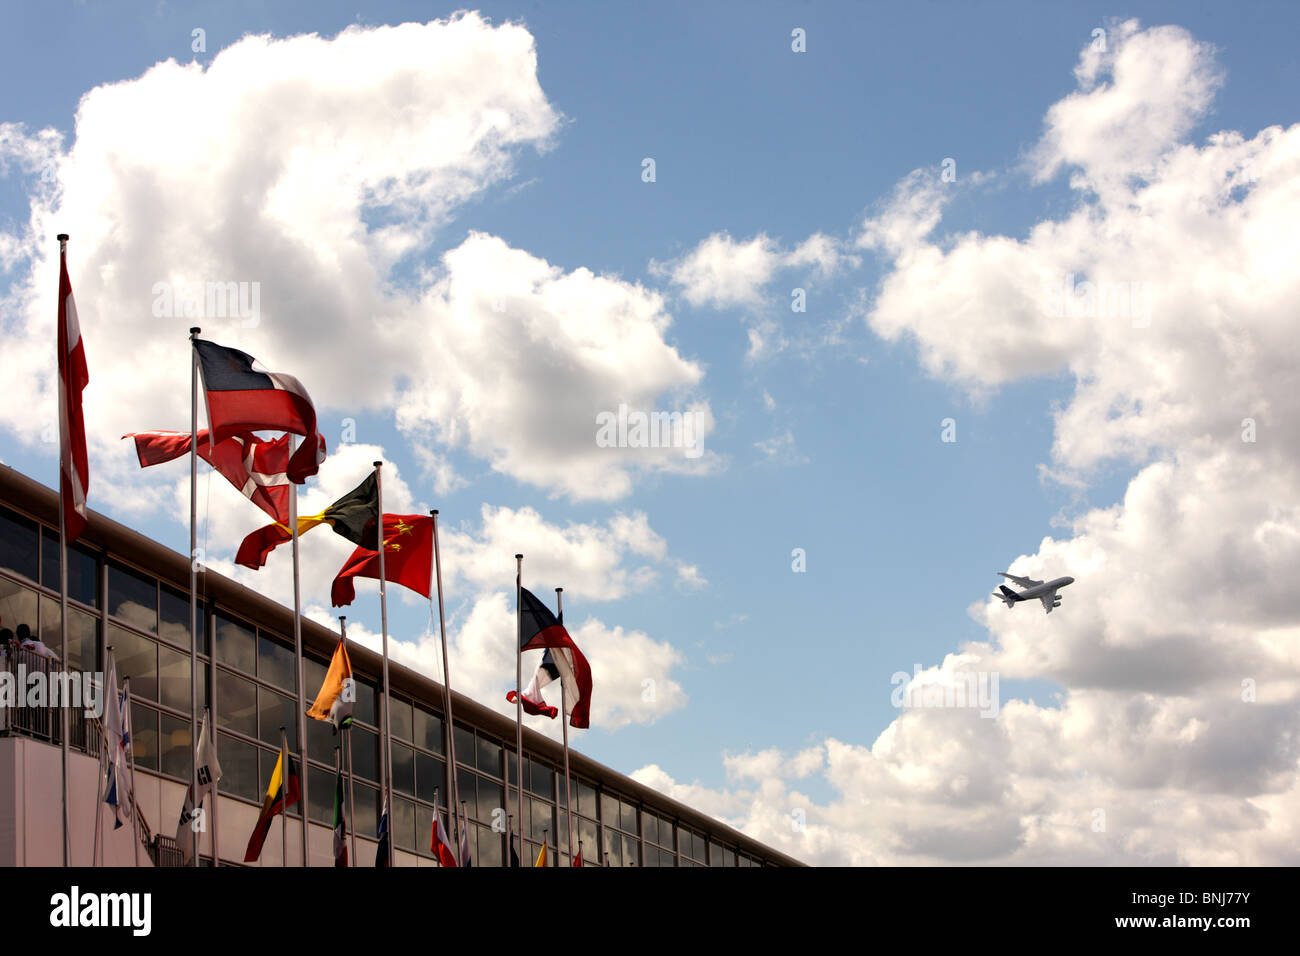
<box><xmin>432</xmin><ymin>802</ymin><xmax>457</xmax><ymax>867</ymax></box>
<box><xmin>57</xmin><ymin>237</ymin><xmax>89</xmax><ymax>542</ymax></box>
<box><xmin>507</xmin><ymin>587</ymin><xmax>593</xmax><ymax>728</ymax></box>
<box><xmin>242</xmin><ymin>743</ymin><xmax>300</xmax><ymax>862</ymax></box>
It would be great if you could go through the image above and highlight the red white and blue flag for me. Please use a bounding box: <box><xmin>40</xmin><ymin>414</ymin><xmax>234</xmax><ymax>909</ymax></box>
<box><xmin>432</xmin><ymin>803</ymin><xmax>457</xmax><ymax>867</ymax></box>
<box><xmin>193</xmin><ymin>339</ymin><xmax>323</xmax><ymax>482</ymax></box>
<box><xmin>57</xmin><ymin>239</ymin><xmax>90</xmax><ymax>541</ymax></box>
<box><xmin>507</xmin><ymin>587</ymin><xmax>593</xmax><ymax>728</ymax></box>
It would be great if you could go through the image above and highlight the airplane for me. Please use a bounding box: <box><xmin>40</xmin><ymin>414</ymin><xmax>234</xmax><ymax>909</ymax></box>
<box><xmin>993</xmin><ymin>572</ymin><xmax>1075</xmax><ymax>615</ymax></box>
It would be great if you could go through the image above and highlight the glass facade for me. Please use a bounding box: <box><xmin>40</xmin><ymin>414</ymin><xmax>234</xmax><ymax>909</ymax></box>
<box><xmin>0</xmin><ymin>499</ymin><xmax>790</xmax><ymax>867</ymax></box>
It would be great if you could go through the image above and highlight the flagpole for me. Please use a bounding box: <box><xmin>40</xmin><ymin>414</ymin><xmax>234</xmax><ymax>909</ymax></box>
<box><xmin>556</xmin><ymin>587</ymin><xmax>575</xmax><ymax>864</ymax></box>
<box><xmin>334</xmin><ymin>745</ymin><xmax>343</xmax><ymax>866</ymax></box>
<box><xmin>204</xmin><ymin>706</ymin><xmax>219</xmax><ymax>865</ymax></box>
<box><xmin>433</xmin><ymin>787</ymin><xmax>440</xmax><ymax>864</ymax></box>
<box><xmin>339</xmin><ymin>616</ymin><xmax>358</xmax><ymax>867</ymax></box>
<box><xmin>507</xmin><ymin>813</ymin><xmax>513</xmax><ymax>868</ymax></box>
<box><xmin>514</xmin><ymin>554</ymin><xmax>524</xmax><ymax>855</ymax></box>
<box><xmin>374</xmin><ymin>461</ymin><xmax>394</xmax><ymax>867</ymax></box>
<box><xmin>92</xmin><ymin>644</ymin><xmax>110</xmax><ymax>866</ymax></box>
<box><xmin>280</xmin><ymin>726</ymin><xmax>289</xmax><ymax>868</ymax></box>
<box><xmin>288</xmin><ymin>439</ymin><xmax>309</xmax><ymax>867</ymax></box>
<box><xmin>429</xmin><ymin>510</ymin><xmax>461</xmax><ymax>853</ymax></box>
<box><xmin>56</xmin><ymin>233</ymin><xmax>71</xmax><ymax>867</ymax></box>
<box><xmin>123</xmin><ymin>676</ymin><xmax>141</xmax><ymax>867</ymax></box>
<box><xmin>188</xmin><ymin>327</ymin><xmax>201</xmax><ymax>867</ymax></box>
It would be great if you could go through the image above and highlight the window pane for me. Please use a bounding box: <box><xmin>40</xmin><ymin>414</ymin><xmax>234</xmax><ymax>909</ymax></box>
<box><xmin>603</xmin><ymin>828</ymin><xmax>621</xmax><ymax>866</ymax></box>
<box><xmin>415</xmin><ymin>752</ymin><xmax>445</xmax><ymax>803</ymax></box>
<box><xmin>306</xmin><ymin>714</ymin><xmax>337</xmax><ymax>767</ymax></box>
<box><xmin>477</xmin><ymin>779</ymin><xmax>503</xmax><ymax>826</ymax></box>
<box><xmin>218</xmin><ymin>733</ymin><xmax>259</xmax><ymax>802</ymax></box>
<box><xmin>456</xmin><ymin>766</ymin><xmax>476</xmax><ymax>819</ymax></box>
<box><xmin>158</xmin><ymin>644</ymin><xmax>191</xmax><ymax>713</ymax></box>
<box><xmin>355</xmin><ymin>783</ymin><xmax>380</xmax><ymax>837</ymax></box>
<box><xmin>354</xmin><ymin>678</ymin><xmax>377</xmax><ymax>726</ymax></box>
<box><xmin>415</xmin><ymin>802</ymin><xmax>432</xmax><ymax>856</ymax></box>
<box><xmin>453</xmin><ymin>725</ymin><xmax>475</xmax><ymax>768</ymax></box>
<box><xmin>351</xmin><ymin>725</ymin><xmax>379</xmax><ymax>783</ymax></box>
<box><xmin>41</xmin><ymin>529</ymin><xmax>98</xmax><ymax>607</ymax></box>
<box><xmin>476</xmin><ymin>822</ymin><xmax>502</xmax><ymax>867</ymax></box>
<box><xmin>414</xmin><ymin>707</ymin><xmax>442</xmax><ymax>754</ymax></box>
<box><xmin>214</xmin><ymin>614</ymin><xmax>255</xmax><ymax>673</ymax></box>
<box><xmin>130</xmin><ymin>702</ymin><xmax>159</xmax><ymax>771</ymax></box>
<box><xmin>476</xmin><ymin>735</ymin><xmax>501</xmax><ymax>777</ymax></box>
<box><xmin>37</xmin><ymin>595</ymin><xmax>97</xmax><ymax>671</ymax></box>
<box><xmin>622</xmin><ymin>833</ymin><xmax>638</xmax><ymax>867</ymax></box>
<box><xmin>110</xmin><ymin>625</ymin><xmax>157</xmax><ymax>702</ymax></box>
<box><xmin>159</xmin><ymin>584</ymin><xmax>191</xmax><ymax>650</ymax></box>
<box><xmin>578</xmin><ymin>817</ymin><xmax>598</xmax><ymax>860</ymax></box>
<box><xmin>620</xmin><ymin>800</ymin><xmax>637</xmax><ymax>834</ymax></box>
<box><xmin>528</xmin><ymin>796</ymin><xmax>551</xmax><ymax>842</ymax></box>
<box><xmin>389</xmin><ymin>697</ymin><xmax>412</xmax><ymax>742</ymax></box>
<box><xmin>394</xmin><ymin>796</ymin><xmax>416</xmax><ymax>851</ymax></box>
<box><xmin>660</xmin><ymin>820</ymin><xmax>675</xmax><ymax>852</ymax></box>
<box><xmin>303</xmin><ymin>656</ymin><xmax>327</xmax><ymax>705</ymax></box>
<box><xmin>528</xmin><ymin>759</ymin><xmax>553</xmax><ymax>799</ymax></box>
<box><xmin>257</xmin><ymin>687</ymin><xmax>299</xmax><ymax>752</ymax></box>
<box><xmin>307</xmin><ymin>765</ymin><xmax>334</xmax><ymax>826</ymax></box>
<box><xmin>577</xmin><ymin>780</ymin><xmax>597</xmax><ymax>819</ymax></box>
<box><xmin>643</xmin><ymin>813</ymin><xmax>658</xmax><ymax>846</ymax></box>
<box><xmin>216</xmin><ymin>668</ymin><xmax>257</xmax><ymax>737</ymax></box>
<box><xmin>0</xmin><ymin>576</ymin><xmax>38</xmax><ymax>647</ymax></box>
<box><xmin>108</xmin><ymin>562</ymin><xmax>157</xmax><ymax>633</ymax></box>
<box><xmin>393</xmin><ymin>742</ymin><xmax>414</xmax><ymax>796</ymax></box>
<box><xmin>600</xmin><ymin>793</ymin><xmax>619</xmax><ymax>830</ymax></box>
<box><xmin>257</xmin><ymin>633</ymin><xmax>296</xmax><ymax>691</ymax></box>
<box><xmin>160</xmin><ymin>713</ymin><xmax>191</xmax><ymax>780</ymax></box>
<box><xmin>0</xmin><ymin>506</ymin><xmax>39</xmax><ymax>581</ymax></box>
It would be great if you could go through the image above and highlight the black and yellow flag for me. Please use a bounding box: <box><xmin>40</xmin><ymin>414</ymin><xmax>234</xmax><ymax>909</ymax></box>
<box><xmin>243</xmin><ymin>745</ymin><xmax>302</xmax><ymax>862</ymax></box>
<box><xmin>236</xmin><ymin>470</ymin><xmax>379</xmax><ymax>569</ymax></box>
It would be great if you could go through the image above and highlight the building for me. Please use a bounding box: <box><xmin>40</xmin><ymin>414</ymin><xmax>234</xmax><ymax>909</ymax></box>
<box><xmin>0</xmin><ymin>464</ymin><xmax>801</xmax><ymax>867</ymax></box>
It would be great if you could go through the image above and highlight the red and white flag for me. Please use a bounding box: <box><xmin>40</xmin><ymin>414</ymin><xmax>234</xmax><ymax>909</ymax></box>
<box><xmin>432</xmin><ymin>804</ymin><xmax>457</xmax><ymax>867</ymax></box>
<box><xmin>57</xmin><ymin>237</ymin><xmax>89</xmax><ymax>541</ymax></box>
<box><xmin>124</xmin><ymin>428</ymin><xmax>300</xmax><ymax>523</ymax></box>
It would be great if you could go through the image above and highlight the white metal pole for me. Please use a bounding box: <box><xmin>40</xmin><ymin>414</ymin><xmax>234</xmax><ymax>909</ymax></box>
<box><xmin>374</xmin><ymin>462</ymin><xmax>394</xmax><ymax>867</ymax></box>
<box><xmin>514</xmin><ymin>554</ymin><xmax>524</xmax><ymax>855</ymax></box>
<box><xmin>556</xmin><ymin>587</ymin><xmax>575</xmax><ymax>863</ymax></box>
<box><xmin>56</xmin><ymin>233</ymin><xmax>71</xmax><ymax>868</ymax></box>
<box><xmin>288</xmin><ymin>443</ymin><xmax>309</xmax><ymax>867</ymax></box>
<box><xmin>430</xmin><ymin>511</ymin><xmax>461</xmax><ymax>851</ymax></box>
<box><xmin>188</xmin><ymin>327</ymin><xmax>201</xmax><ymax>866</ymax></box>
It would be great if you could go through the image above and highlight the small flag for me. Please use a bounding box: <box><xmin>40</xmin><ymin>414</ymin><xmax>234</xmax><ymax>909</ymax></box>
<box><xmin>534</xmin><ymin>842</ymin><xmax>547</xmax><ymax>868</ymax></box>
<box><xmin>432</xmin><ymin>803</ymin><xmax>457</xmax><ymax>867</ymax></box>
<box><xmin>57</xmin><ymin>238</ymin><xmax>89</xmax><ymax>542</ymax></box>
<box><xmin>306</xmin><ymin>635</ymin><xmax>354</xmax><ymax>732</ymax></box>
<box><xmin>330</xmin><ymin>514</ymin><xmax>433</xmax><ymax>607</ymax></box>
<box><xmin>125</xmin><ymin>429</ymin><xmax>308</xmax><ymax>523</ymax></box>
<box><xmin>176</xmin><ymin>709</ymin><xmax>222</xmax><ymax>864</ymax></box>
<box><xmin>375</xmin><ymin>799</ymin><xmax>390</xmax><ymax>867</ymax></box>
<box><xmin>333</xmin><ymin>759</ymin><xmax>348</xmax><ymax>868</ymax></box>
<box><xmin>236</xmin><ymin>470</ymin><xmax>379</xmax><ymax>569</ymax></box>
<box><xmin>242</xmin><ymin>743</ymin><xmax>301</xmax><ymax>863</ymax></box>
<box><xmin>459</xmin><ymin>810</ymin><xmax>473</xmax><ymax>868</ymax></box>
<box><xmin>101</xmin><ymin>655</ymin><xmax>131</xmax><ymax>829</ymax></box>
<box><xmin>506</xmin><ymin>588</ymin><xmax>593</xmax><ymax>728</ymax></box>
<box><xmin>193</xmin><ymin>338</ymin><xmax>323</xmax><ymax>482</ymax></box>
<box><xmin>573</xmin><ymin>845</ymin><xmax>583</xmax><ymax>867</ymax></box>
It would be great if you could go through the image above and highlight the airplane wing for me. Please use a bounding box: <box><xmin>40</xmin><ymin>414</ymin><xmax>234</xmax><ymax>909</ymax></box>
<box><xmin>1039</xmin><ymin>590</ymin><xmax>1059</xmax><ymax>614</ymax></box>
<box><xmin>998</xmin><ymin>572</ymin><xmax>1043</xmax><ymax>589</ymax></box>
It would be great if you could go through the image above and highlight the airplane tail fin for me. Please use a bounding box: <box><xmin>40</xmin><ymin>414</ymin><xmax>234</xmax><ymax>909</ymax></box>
<box><xmin>995</xmin><ymin>585</ymin><xmax>1019</xmax><ymax>607</ymax></box>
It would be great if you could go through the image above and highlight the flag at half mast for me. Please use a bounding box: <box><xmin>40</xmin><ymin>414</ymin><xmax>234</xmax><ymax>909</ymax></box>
<box><xmin>243</xmin><ymin>743</ymin><xmax>301</xmax><ymax>862</ymax></box>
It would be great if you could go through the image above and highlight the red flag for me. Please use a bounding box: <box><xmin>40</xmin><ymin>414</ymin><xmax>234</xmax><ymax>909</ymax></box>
<box><xmin>125</xmin><ymin>429</ymin><xmax>306</xmax><ymax>523</ymax></box>
<box><xmin>57</xmin><ymin>237</ymin><xmax>89</xmax><ymax>542</ymax></box>
<box><xmin>193</xmin><ymin>339</ymin><xmax>323</xmax><ymax>482</ymax></box>
<box><xmin>508</xmin><ymin>588</ymin><xmax>593</xmax><ymax>729</ymax></box>
<box><xmin>330</xmin><ymin>514</ymin><xmax>432</xmax><ymax>607</ymax></box>
<box><xmin>573</xmin><ymin>847</ymin><xmax>583</xmax><ymax>867</ymax></box>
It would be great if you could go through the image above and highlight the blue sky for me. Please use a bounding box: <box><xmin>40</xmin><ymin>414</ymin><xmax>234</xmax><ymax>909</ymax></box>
<box><xmin>2</xmin><ymin>2</ymin><xmax>1298</xmax><ymax>863</ymax></box>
